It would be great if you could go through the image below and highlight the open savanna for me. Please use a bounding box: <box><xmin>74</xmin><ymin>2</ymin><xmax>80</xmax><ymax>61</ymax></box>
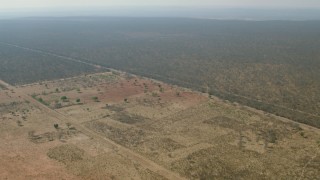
<box><xmin>0</xmin><ymin>72</ymin><xmax>319</xmax><ymax>179</ymax></box>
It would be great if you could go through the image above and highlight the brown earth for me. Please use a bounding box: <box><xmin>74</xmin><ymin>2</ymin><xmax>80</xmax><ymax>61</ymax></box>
<box><xmin>0</xmin><ymin>72</ymin><xmax>319</xmax><ymax>179</ymax></box>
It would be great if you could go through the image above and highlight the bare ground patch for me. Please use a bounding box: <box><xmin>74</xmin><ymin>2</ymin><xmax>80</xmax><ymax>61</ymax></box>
<box><xmin>203</xmin><ymin>116</ymin><xmax>245</xmax><ymax>131</ymax></box>
<box><xmin>47</xmin><ymin>144</ymin><xmax>85</xmax><ymax>165</ymax></box>
<box><xmin>143</xmin><ymin>137</ymin><xmax>185</xmax><ymax>153</ymax></box>
<box><xmin>111</xmin><ymin>112</ymin><xmax>148</xmax><ymax>124</ymax></box>
<box><xmin>28</xmin><ymin>127</ymin><xmax>79</xmax><ymax>144</ymax></box>
<box><xmin>85</xmin><ymin>121</ymin><xmax>146</xmax><ymax>148</ymax></box>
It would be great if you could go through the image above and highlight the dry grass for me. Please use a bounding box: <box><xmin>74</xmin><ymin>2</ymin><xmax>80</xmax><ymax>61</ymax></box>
<box><xmin>0</xmin><ymin>72</ymin><xmax>319</xmax><ymax>179</ymax></box>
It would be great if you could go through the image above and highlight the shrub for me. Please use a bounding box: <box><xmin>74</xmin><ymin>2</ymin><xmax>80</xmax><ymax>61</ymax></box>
<box><xmin>92</xmin><ymin>97</ymin><xmax>99</xmax><ymax>102</ymax></box>
<box><xmin>54</xmin><ymin>103</ymin><xmax>62</xmax><ymax>109</ymax></box>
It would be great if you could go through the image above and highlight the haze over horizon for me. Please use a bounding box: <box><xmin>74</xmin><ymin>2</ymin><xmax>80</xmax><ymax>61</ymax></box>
<box><xmin>1</xmin><ymin>0</ymin><xmax>320</xmax><ymax>20</ymax></box>
<box><xmin>1</xmin><ymin>0</ymin><xmax>320</xmax><ymax>9</ymax></box>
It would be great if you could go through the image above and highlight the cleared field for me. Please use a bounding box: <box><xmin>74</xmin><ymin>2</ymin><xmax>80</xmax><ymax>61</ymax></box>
<box><xmin>0</xmin><ymin>72</ymin><xmax>319</xmax><ymax>179</ymax></box>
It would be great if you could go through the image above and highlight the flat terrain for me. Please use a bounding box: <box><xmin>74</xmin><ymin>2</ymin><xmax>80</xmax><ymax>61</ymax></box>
<box><xmin>1</xmin><ymin>18</ymin><xmax>320</xmax><ymax>127</ymax></box>
<box><xmin>0</xmin><ymin>72</ymin><xmax>319</xmax><ymax>179</ymax></box>
<box><xmin>0</xmin><ymin>43</ymin><xmax>103</xmax><ymax>85</ymax></box>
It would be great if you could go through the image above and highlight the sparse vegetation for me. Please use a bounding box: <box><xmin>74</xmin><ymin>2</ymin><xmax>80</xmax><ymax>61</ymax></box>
<box><xmin>61</xmin><ymin>96</ymin><xmax>68</xmax><ymax>101</ymax></box>
<box><xmin>17</xmin><ymin>120</ymin><xmax>23</xmax><ymax>126</ymax></box>
<box><xmin>31</xmin><ymin>94</ymin><xmax>49</xmax><ymax>106</ymax></box>
<box><xmin>159</xmin><ymin>87</ymin><xmax>164</xmax><ymax>93</ymax></box>
<box><xmin>54</xmin><ymin>102</ymin><xmax>62</xmax><ymax>109</ymax></box>
<box><xmin>152</xmin><ymin>92</ymin><xmax>159</xmax><ymax>97</ymax></box>
<box><xmin>66</xmin><ymin>123</ymin><xmax>71</xmax><ymax>129</ymax></box>
<box><xmin>92</xmin><ymin>96</ymin><xmax>99</xmax><ymax>102</ymax></box>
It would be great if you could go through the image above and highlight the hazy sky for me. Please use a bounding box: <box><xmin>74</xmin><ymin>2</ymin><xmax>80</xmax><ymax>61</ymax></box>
<box><xmin>1</xmin><ymin>0</ymin><xmax>320</xmax><ymax>10</ymax></box>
